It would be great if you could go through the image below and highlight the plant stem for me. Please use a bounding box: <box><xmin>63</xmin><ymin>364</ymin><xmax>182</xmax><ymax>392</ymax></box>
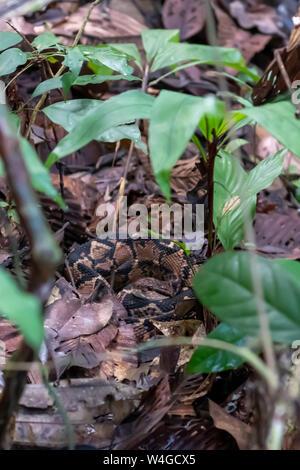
<box><xmin>123</xmin><ymin>62</ymin><xmax>150</xmax><ymax>182</ymax></box>
<box><xmin>25</xmin><ymin>0</ymin><xmax>102</xmax><ymax>138</ymax></box>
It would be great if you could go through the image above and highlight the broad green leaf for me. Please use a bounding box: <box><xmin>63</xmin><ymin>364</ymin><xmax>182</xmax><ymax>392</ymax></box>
<box><xmin>78</xmin><ymin>45</ymin><xmax>133</xmax><ymax>75</ymax></box>
<box><xmin>246</xmin><ymin>149</ymin><xmax>286</xmax><ymax>195</ymax></box>
<box><xmin>31</xmin><ymin>73</ymin><xmax>138</xmax><ymax>98</ymax></box>
<box><xmin>73</xmin><ymin>74</ymin><xmax>139</xmax><ymax>86</ymax></box>
<box><xmin>187</xmin><ymin>323</ymin><xmax>246</xmax><ymax>373</ymax></box>
<box><xmin>225</xmin><ymin>138</ymin><xmax>248</xmax><ymax>154</ymax></box>
<box><xmin>63</xmin><ymin>47</ymin><xmax>84</xmax><ymax>76</ymax></box>
<box><xmin>0</xmin><ymin>31</ymin><xmax>22</xmax><ymax>51</ymax></box>
<box><xmin>45</xmin><ymin>90</ymin><xmax>154</xmax><ymax>167</ymax></box>
<box><xmin>19</xmin><ymin>138</ymin><xmax>66</xmax><ymax>209</ymax></box>
<box><xmin>43</xmin><ymin>98</ymin><xmax>146</xmax><ymax>151</ymax></box>
<box><xmin>0</xmin><ymin>48</ymin><xmax>27</xmax><ymax>76</ymax></box>
<box><xmin>193</xmin><ymin>251</ymin><xmax>300</xmax><ymax>343</ymax></box>
<box><xmin>0</xmin><ymin>269</ymin><xmax>43</xmax><ymax>351</ymax></box>
<box><xmin>214</xmin><ymin>150</ymin><xmax>284</xmax><ymax>250</ymax></box>
<box><xmin>150</xmin><ymin>41</ymin><xmax>249</xmax><ymax>74</ymax></box>
<box><xmin>241</xmin><ymin>96</ymin><xmax>300</xmax><ymax>159</ymax></box>
<box><xmin>275</xmin><ymin>259</ymin><xmax>300</xmax><ymax>286</ymax></box>
<box><xmin>142</xmin><ymin>29</ymin><xmax>179</xmax><ymax>63</ymax></box>
<box><xmin>198</xmin><ymin>98</ymin><xmax>227</xmax><ymax>141</ymax></box>
<box><xmin>87</xmin><ymin>61</ymin><xmax>113</xmax><ymax>75</ymax></box>
<box><xmin>0</xmin><ymin>105</ymin><xmax>65</xmax><ymax>208</ymax></box>
<box><xmin>32</xmin><ymin>76</ymin><xmax>63</xmax><ymax>98</ymax></box>
<box><xmin>99</xmin><ymin>124</ymin><xmax>147</xmax><ymax>153</ymax></box>
<box><xmin>42</xmin><ymin>98</ymin><xmax>100</xmax><ymax>128</ymax></box>
<box><xmin>214</xmin><ymin>150</ymin><xmax>248</xmax><ymax>229</ymax></box>
<box><xmin>110</xmin><ymin>43</ymin><xmax>143</xmax><ymax>70</ymax></box>
<box><xmin>61</xmin><ymin>71</ymin><xmax>76</xmax><ymax>99</ymax></box>
<box><xmin>149</xmin><ymin>91</ymin><xmax>226</xmax><ymax>201</ymax></box>
<box><xmin>32</xmin><ymin>31</ymin><xmax>60</xmax><ymax>51</ymax></box>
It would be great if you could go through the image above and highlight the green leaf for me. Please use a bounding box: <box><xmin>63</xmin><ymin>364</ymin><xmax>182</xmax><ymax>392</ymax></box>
<box><xmin>31</xmin><ymin>76</ymin><xmax>63</xmax><ymax>98</ymax></box>
<box><xmin>187</xmin><ymin>323</ymin><xmax>246</xmax><ymax>373</ymax></box>
<box><xmin>274</xmin><ymin>259</ymin><xmax>300</xmax><ymax>286</ymax></box>
<box><xmin>62</xmin><ymin>47</ymin><xmax>84</xmax><ymax>76</ymax></box>
<box><xmin>214</xmin><ymin>150</ymin><xmax>248</xmax><ymax>227</ymax></box>
<box><xmin>149</xmin><ymin>91</ymin><xmax>226</xmax><ymax>201</ymax></box>
<box><xmin>198</xmin><ymin>98</ymin><xmax>227</xmax><ymax>141</ymax></box>
<box><xmin>246</xmin><ymin>149</ymin><xmax>286</xmax><ymax>195</ymax></box>
<box><xmin>214</xmin><ymin>150</ymin><xmax>285</xmax><ymax>250</ymax></box>
<box><xmin>32</xmin><ymin>32</ymin><xmax>60</xmax><ymax>51</ymax></box>
<box><xmin>61</xmin><ymin>71</ymin><xmax>76</xmax><ymax>99</ymax></box>
<box><xmin>73</xmin><ymin>73</ymin><xmax>139</xmax><ymax>86</ymax></box>
<box><xmin>149</xmin><ymin>41</ymin><xmax>248</xmax><ymax>74</ymax></box>
<box><xmin>19</xmin><ymin>138</ymin><xmax>66</xmax><ymax>209</ymax></box>
<box><xmin>241</xmin><ymin>96</ymin><xmax>300</xmax><ymax>160</ymax></box>
<box><xmin>225</xmin><ymin>138</ymin><xmax>248</xmax><ymax>154</ymax></box>
<box><xmin>99</xmin><ymin>124</ymin><xmax>147</xmax><ymax>153</ymax></box>
<box><xmin>0</xmin><ymin>48</ymin><xmax>27</xmax><ymax>76</ymax></box>
<box><xmin>0</xmin><ymin>31</ymin><xmax>22</xmax><ymax>52</ymax></box>
<box><xmin>44</xmin><ymin>90</ymin><xmax>154</xmax><ymax>167</ymax></box>
<box><xmin>142</xmin><ymin>29</ymin><xmax>179</xmax><ymax>63</ymax></box>
<box><xmin>43</xmin><ymin>98</ymin><xmax>146</xmax><ymax>152</ymax></box>
<box><xmin>78</xmin><ymin>45</ymin><xmax>133</xmax><ymax>75</ymax></box>
<box><xmin>110</xmin><ymin>43</ymin><xmax>143</xmax><ymax>70</ymax></box>
<box><xmin>0</xmin><ymin>269</ymin><xmax>43</xmax><ymax>351</ymax></box>
<box><xmin>193</xmin><ymin>251</ymin><xmax>300</xmax><ymax>344</ymax></box>
<box><xmin>31</xmin><ymin>73</ymin><xmax>138</xmax><ymax>98</ymax></box>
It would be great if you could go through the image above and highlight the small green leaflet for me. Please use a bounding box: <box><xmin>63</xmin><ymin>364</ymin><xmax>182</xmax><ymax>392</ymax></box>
<box><xmin>187</xmin><ymin>323</ymin><xmax>246</xmax><ymax>374</ymax></box>
<box><xmin>0</xmin><ymin>48</ymin><xmax>28</xmax><ymax>77</ymax></box>
<box><xmin>214</xmin><ymin>149</ymin><xmax>285</xmax><ymax>250</ymax></box>
<box><xmin>0</xmin><ymin>269</ymin><xmax>43</xmax><ymax>351</ymax></box>
<box><xmin>0</xmin><ymin>31</ymin><xmax>22</xmax><ymax>52</ymax></box>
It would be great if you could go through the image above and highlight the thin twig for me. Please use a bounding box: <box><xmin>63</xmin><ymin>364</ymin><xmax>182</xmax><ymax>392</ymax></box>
<box><xmin>25</xmin><ymin>0</ymin><xmax>103</xmax><ymax>138</ymax></box>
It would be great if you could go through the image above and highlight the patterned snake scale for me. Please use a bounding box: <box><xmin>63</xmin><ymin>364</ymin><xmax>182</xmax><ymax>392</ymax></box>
<box><xmin>67</xmin><ymin>238</ymin><xmax>201</xmax><ymax>326</ymax></box>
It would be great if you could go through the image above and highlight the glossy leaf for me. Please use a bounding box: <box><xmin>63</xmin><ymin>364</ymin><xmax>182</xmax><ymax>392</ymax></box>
<box><xmin>275</xmin><ymin>259</ymin><xmax>300</xmax><ymax>286</ymax></box>
<box><xmin>142</xmin><ymin>29</ymin><xmax>179</xmax><ymax>63</ymax></box>
<box><xmin>110</xmin><ymin>43</ymin><xmax>143</xmax><ymax>70</ymax></box>
<box><xmin>149</xmin><ymin>41</ymin><xmax>249</xmax><ymax>75</ymax></box>
<box><xmin>43</xmin><ymin>98</ymin><xmax>146</xmax><ymax>151</ymax></box>
<box><xmin>149</xmin><ymin>91</ymin><xmax>226</xmax><ymax>200</ymax></box>
<box><xmin>241</xmin><ymin>96</ymin><xmax>300</xmax><ymax>160</ymax></box>
<box><xmin>63</xmin><ymin>47</ymin><xmax>84</xmax><ymax>76</ymax></box>
<box><xmin>193</xmin><ymin>251</ymin><xmax>300</xmax><ymax>343</ymax></box>
<box><xmin>0</xmin><ymin>48</ymin><xmax>27</xmax><ymax>76</ymax></box>
<box><xmin>187</xmin><ymin>323</ymin><xmax>246</xmax><ymax>373</ymax></box>
<box><xmin>19</xmin><ymin>138</ymin><xmax>66</xmax><ymax>209</ymax></box>
<box><xmin>44</xmin><ymin>90</ymin><xmax>154</xmax><ymax>167</ymax></box>
<box><xmin>32</xmin><ymin>73</ymin><xmax>138</xmax><ymax>98</ymax></box>
<box><xmin>78</xmin><ymin>45</ymin><xmax>133</xmax><ymax>75</ymax></box>
<box><xmin>245</xmin><ymin>149</ymin><xmax>286</xmax><ymax>195</ymax></box>
<box><xmin>0</xmin><ymin>268</ymin><xmax>43</xmax><ymax>351</ymax></box>
<box><xmin>0</xmin><ymin>31</ymin><xmax>22</xmax><ymax>51</ymax></box>
<box><xmin>214</xmin><ymin>150</ymin><xmax>285</xmax><ymax>250</ymax></box>
<box><xmin>32</xmin><ymin>31</ymin><xmax>60</xmax><ymax>51</ymax></box>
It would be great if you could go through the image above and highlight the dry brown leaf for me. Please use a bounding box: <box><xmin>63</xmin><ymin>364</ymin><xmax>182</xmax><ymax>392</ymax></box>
<box><xmin>15</xmin><ymin>379</ymin><xmax>140</xmax><ymax>448</ymax></box>
<box><xmin>215</xmin><ymin>4</ymin><xmax>271</xmax><ymax>64</ymax></box>
<box><xmin>209</xmin><ymin>399</ymin><xmax>253</xmax><ymax>450</ymax></box>
<box><xmin>162</xmin><ymin>0</ymin><xmax>206</xmax><ymax>40</ymax></box>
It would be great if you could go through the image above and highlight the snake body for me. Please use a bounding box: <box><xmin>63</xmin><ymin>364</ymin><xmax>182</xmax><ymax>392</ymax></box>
<box><xmin>67</xmin><ymin>238</ymin><xmax>200</xmax><ymax>323</ymax></box>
